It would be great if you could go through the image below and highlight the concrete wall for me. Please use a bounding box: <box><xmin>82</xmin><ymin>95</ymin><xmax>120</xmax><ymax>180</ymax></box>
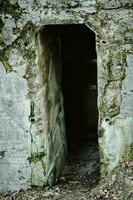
<box><xmin>0</xmin><ymin>0</ymin><xmax>133</xmax><ymax>192</ymax></box>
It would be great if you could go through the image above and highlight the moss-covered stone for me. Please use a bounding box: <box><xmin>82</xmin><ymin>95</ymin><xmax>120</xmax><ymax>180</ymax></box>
<box><xmin>96</xmin><ymin>2</ymin><xmax>105</xmax><ymax>10</ymax></box>
<box><xmin>98</xmin><ymin>127</ymin><xmax>105</xmax><ymax>137</ymax></box>
<box><xmin>0</xmin><ymin>0</ymin><xmax>22</xmax><ymax>19</ymax></box>
<box><xmin>27</xmin><ymin>152</ymin><xmax>46</xmax><ymax>164</ymax></box>
<box><xmin>0</xmin><ymin>52</ymin><xmax>14</xmax><ymax>73</ymax></box>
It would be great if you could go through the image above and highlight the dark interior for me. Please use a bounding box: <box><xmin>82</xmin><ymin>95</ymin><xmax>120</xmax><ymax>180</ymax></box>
<box><xmin>60</xmin><ymin>25</ymin><xmax>98</xmax><ymax>158</ymax></box>
<box><xmin>44</xmin><ymin>24</ymin><xmax>99</xmax><ymax>170</ymax></box>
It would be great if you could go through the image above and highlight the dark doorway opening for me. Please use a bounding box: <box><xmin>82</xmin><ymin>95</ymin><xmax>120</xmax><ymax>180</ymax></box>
<box><xmin>43</xmin><ymin>24</ymin><xmax>100</xmax><ymax>183</ymax></box>
<box><xmin>60</xmin><ymin>25</ymin><xmax>99</xmax><ymax>179</ymax></box>
<box><xmin>61</xmin><ymin>25</ymin><xmax>98</xmax><ymax>152</ymax></box>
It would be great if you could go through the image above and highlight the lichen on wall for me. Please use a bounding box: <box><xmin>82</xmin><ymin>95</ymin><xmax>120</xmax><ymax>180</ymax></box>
<box><xmin>96</xmin><ymin>11</ymin><xmax>133</xmax><ymax>174</ymax></box>
<box><xmin>0</xmin><ymin>0</ymin><xmax>133</xmax><ymax>192</ymax></box>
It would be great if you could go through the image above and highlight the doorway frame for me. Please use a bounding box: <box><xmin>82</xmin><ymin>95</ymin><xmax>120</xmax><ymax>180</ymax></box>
<box><xmin>36</xmin><ymin>23</ymin><xmax>101</xmax><ymax>185</ymax></box>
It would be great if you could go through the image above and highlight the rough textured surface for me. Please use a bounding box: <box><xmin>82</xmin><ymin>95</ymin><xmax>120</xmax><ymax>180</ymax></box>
<box><xmin>0</xmin><ymin>0</ymin><xmax>133</xmax><ymax>193</ymax></box>
<box><xmin>0</xmin><ymin>164</ymin><xmax>132</xmax><ymax>200</ymax></box>
<box><xmin>37</xmin><ymin>27</ymin><xmax>66</xmax><ymax>185</ymax></box>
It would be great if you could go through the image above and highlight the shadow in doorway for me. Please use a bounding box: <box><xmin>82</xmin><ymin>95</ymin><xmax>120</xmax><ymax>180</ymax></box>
<box><xmin>60</xmin><ymin>25</ymin><xmax>100</xmax><ymax>181</ymax></box>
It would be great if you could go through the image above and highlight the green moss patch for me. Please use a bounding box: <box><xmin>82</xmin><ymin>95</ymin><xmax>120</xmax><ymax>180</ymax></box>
<box><xmin>0</xmin><ymin>0</ymin><xmax>22</xmax><ymax>19</ymax></box>
<box><xmin>27</xmin><ymin>152</ymin><xmax>46</xmax><ymax>164</ymax></box>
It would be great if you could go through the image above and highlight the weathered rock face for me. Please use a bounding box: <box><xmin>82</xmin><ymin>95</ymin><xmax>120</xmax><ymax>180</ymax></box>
<box><xmin>0</xmin><ymin>0</ymin><xmax>133</xmax><ymax>193</ymax></box>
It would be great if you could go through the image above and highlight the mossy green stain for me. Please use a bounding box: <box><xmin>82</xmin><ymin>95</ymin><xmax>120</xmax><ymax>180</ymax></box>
<box><xmin>0</xmin><ymin>0</ymin><xmax>22</xmax><ymax>19</ymax></box>
<box><xmin>0</xmin><ymin>53</ymin><xmax>14</xmax><ymax>73</ymax></box>
<box><xmin>27</xmin><ymin>152</ymin><xmax>46</xmax><ymax>164</ymax></box>
<box><xmin>99</xmin><ymin>127</ymin><xmax>105</xmax><ymax>137</ymax></box>
<box><xmin>125</xmin><ymin>143</ymin><xmax>133</xmax><ymax>162</ymax></box>
<box><xmin>28</xmin><ymin>152</ymin><xmax>46</xmax><ymax>176</ymax></box>
<box><xmin>96</xmin><ymin>2</ymin><xmax>105</xmax><ymax>10</ymax></box>
<box><xmin>25</xmin><ymin>50</ymin><xmax>36</xmax><ymax>61</ymax></box>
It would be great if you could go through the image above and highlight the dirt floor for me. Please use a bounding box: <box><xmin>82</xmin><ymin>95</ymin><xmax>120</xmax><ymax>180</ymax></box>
<box><xmin>0</xmin><ymin>142</ymin><xmax>133</xmax><ymax>200</ymax></box>
<box><xmin>0</xmin><ymin>140</ymin><xmax>100</xmax><ymax>200</ymax></box>
<box><xmin>0</xmin><ymin>164</ymin><xmax>133</xmax><ymax>200</ymax></box>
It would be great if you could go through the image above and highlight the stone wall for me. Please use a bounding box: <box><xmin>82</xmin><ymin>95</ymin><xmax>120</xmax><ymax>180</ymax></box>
<box><xmin>37</xmin><ymin>27</ymin><xmax>66</xmax><ymax>185</ymax></box>
<box><xmin>0</xmin><ymin>0</ymin><xmax>133</xmax><ymax>192</ymax></box>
